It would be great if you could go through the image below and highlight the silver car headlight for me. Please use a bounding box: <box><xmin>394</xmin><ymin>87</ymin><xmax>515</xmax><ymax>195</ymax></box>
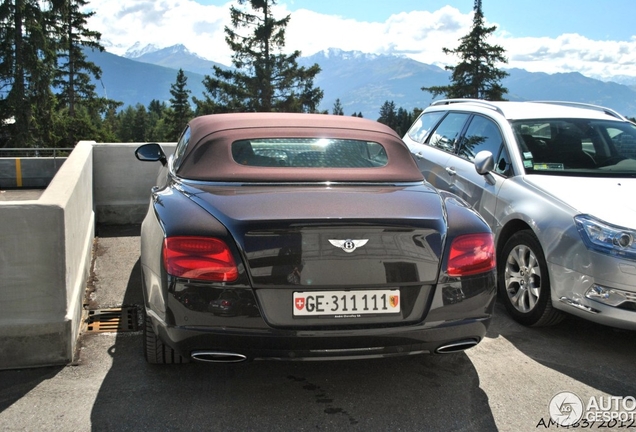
<box><xmin>574</xmin><ymin>215</ymin><xmax>636</xmax><ymax>261</ymax></box>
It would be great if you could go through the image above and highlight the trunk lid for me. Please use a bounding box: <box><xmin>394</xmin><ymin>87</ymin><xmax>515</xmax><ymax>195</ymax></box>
<box><xmin>184</xmin><ymin>182</ymin><xmax>447</xmax><ymax>328</ymax></box>
<box><xmin>186</xmin><ymin>183</ymin><xmax>446</xmax><ymax>287</ymax></box>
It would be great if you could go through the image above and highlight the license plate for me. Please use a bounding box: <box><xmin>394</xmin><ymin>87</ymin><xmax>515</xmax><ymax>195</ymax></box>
<box><xmin>293</xmin><ymin>290</ymin><xmax>400</xmax><ymax>317</ymax></box>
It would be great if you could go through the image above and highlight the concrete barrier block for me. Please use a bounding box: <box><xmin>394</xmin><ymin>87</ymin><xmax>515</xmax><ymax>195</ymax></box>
<box><xmin>0</xmin><ymin>320</ymin><xmax>72</xmax><ymax>369</ymax></box>
<box><xmin>92</xmin><ymin>143</ymin><xmax>175</xmax><ymax>224</ymax></box>
<box><xmin>1</xmin><ymin>140</ymin><xmax>188</xmax><ymax>369</ymax></box>
<box><xmin>0</xmin><ymin>142</ymin><xmax>94</xmax><ymax>369</ymax></box>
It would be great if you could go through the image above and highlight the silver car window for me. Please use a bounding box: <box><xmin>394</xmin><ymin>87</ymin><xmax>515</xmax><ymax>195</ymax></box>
<box><xmin>494</xmin><ymin>146</ymin><xmax>513</xmax><ymax>176</ymax></box>
<box><xmin>406</xmin><ymin>111</ymin><xmax>445</xmax><ymax>143</ymax></box>
<box><xmin>427</xmin><ymin>112</ymin><xmax>470</xmax><ymax>154</ymax></box>
<box><xmin>458</xmin><ymin>115</ymin><xmax>504</xmax><ymax>162</ymax></box>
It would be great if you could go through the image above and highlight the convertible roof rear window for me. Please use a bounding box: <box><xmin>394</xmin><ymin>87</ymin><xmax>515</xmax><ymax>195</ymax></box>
<box><xmin>174</xmin><ymin>112</ymin><xmax>425</xmax><ymax>182</ymax></box>
<box><xmin>231</xmin><ymin>138</ymin><xmax>388</xmax><ymax>168</ymax></box>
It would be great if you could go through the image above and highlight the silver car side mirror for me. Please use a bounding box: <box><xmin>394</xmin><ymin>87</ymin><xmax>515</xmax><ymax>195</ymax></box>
<box><xmin>474</xmin><ymin>150</ymin><xmax>495</xmax><ymax>175</ymax></box>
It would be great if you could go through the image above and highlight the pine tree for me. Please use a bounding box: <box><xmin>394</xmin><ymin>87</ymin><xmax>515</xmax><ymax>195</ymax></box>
<box><xmin>422</xmin><ymin>0</ymin><xmax>508</xmax><ymax>101</ymax></box>
<box><xmin>332</xmin><ymin>98</ymin><xmax>344</xmax><ymax>115</ymax></box>
<box><xmin>51</xmin><ymin>0</ymin><xmax>106</xmax><ymax>146</ymax></box>
<box><xmin>377</xmin><ymin>100</ymin><xmax>397</xmax><ymax>130</ymax></box>
<box><xmin>376</xmin><ymin>103</ymin><xmax>421</xmax><ymax>135</ymax></box>
<box><xmin>116</xmin><ymin>106</ymin><xmax>136</xmax><ymax>142</ymax></box>
<box><xmin>52</xmin><ymin>0</ymin><xmax>103</xmax><ymax>117</ymax></box>
<box><xmin>100</xmin><ymin>102</ymin><xmax>121</xmax><ymax>141</ymax></box>
<box><xmin>168</xmin><ymin>69</ymin><xmax>193</xmax><ymax>139</ymax></box>
<box><xmin>194</xmin><ymin>0</ymin><xmax>323</xmax><ymax>114</ymax></box>
<box><xmin>0</xmin><ymin>0</ymin><xmax>57</xmax><ymax>147</ymax></box>
<box><xmin>132</xmin><ymin>104</ymin><xmax>148</xmax><ymax>142</ymax></box>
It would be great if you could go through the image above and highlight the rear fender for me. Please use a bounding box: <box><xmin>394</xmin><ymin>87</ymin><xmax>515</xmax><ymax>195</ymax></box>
<box><xmin>140</xmin><ymin>185</ymin><xmax>249</xmax><ymax>322</ymax></box>
<box><xmin>439</xmin><ymin>191</ymin><xmax>492</xmax><ymax>246</ymax></box>
<box><xmin>430</xmin><ymin>192</ymin><xmax>496</xmax><ymax>320</ymax></box>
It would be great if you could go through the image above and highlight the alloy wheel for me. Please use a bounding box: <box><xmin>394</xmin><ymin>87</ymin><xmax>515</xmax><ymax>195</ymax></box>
<box><xmin>504</xmin><ymin>244</ymin><xmax>542</xmax><ymax>313</ymax></box>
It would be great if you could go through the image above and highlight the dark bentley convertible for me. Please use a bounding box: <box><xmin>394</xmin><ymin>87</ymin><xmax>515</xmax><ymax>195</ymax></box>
<box><xmin>135</xmin><ymin>112</ymin><xmax>496</xmax><ymax>364</ymax></box>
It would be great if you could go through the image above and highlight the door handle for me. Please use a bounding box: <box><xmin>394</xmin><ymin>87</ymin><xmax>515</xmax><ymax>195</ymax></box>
<box><xmin>445</xmin><ymin>166</ymin><xmax>456</xmax><ymax>176</ymax></box>
<box><xmin>414</xmin><ymin>152</ymin><xmax>425</xmax><ymax>160</ymax></box>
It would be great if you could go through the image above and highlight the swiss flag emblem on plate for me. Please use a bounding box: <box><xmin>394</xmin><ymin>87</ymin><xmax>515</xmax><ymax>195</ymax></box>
<box><xmin>295</xmin><ymin>297</ymin><xmax>305</xmax><ymax>310</ymax></box>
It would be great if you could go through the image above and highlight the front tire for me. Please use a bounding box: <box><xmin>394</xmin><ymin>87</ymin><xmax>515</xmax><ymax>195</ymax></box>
<box><xmin>144</xmin><ymin>311</ymin><xmax>189</xmax><ymax>364</ymax></box>
<box><xmin>498</xmin><ymin>230</ymin><xmax>564</xmax><ymax>327</ymax></box>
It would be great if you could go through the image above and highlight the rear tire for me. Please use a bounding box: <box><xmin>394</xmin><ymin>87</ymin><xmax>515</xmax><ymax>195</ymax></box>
<box><xmin>143</xmin><ymin>311</ymin><xmax>189</xmax><ymax>364</ymax></box>
<box><xmin>498</xmin><ymin>230</ymin><xmax>564</xmax><ymax>327</ymax></box>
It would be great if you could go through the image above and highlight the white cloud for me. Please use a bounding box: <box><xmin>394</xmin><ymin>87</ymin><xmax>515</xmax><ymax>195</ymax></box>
<box><xmin>501</xmin><ymin>34</ymin><xmax>636</xmax><ymax>79</ymax></box>
<box><xmin>284</xmin><ymin>6</ymin><xmax>472</xmax><ymax>67</ymax></box>
<box><xmin>87</xmin><ymin>0</ymin><xmax>233</xmax><ymax>61</ymax></box>
<box><xmin>86</xmin><ymin>0</ymin><xmax>636</xmax><ymax>80</ymax></box>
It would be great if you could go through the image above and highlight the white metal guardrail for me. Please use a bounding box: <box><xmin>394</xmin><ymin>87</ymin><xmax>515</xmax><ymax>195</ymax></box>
<box><xmin>0</xmin><ymin>148</ymin><xmax>73</xmax><ymax>158</ymax></box>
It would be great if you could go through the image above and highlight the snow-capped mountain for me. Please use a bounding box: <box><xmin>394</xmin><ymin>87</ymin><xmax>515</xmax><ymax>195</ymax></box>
<box><xmin>316</xmin><ymin>47</ymin><xmax>381</xmax><ymax>61</ymax></box>
<box><xmin>122</xmin><ymin>44</ymin><xmax>226</xmax><ymax>76</ymax></box>
<box><xmin>86</xmin><ymin>45</ymin><xmax>636</xmax><ymax>118</ymax></box>
<box><xmin>124</xmin><ymin>42</ymin><xmax>162</xmax><ymax>59</ymax></box>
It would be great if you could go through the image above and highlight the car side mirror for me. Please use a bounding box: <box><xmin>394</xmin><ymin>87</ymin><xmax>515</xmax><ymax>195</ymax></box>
<box><xmin>474</xmin><ymin>150</ymin><xmax>495</xmax><ymax>175</ymax></box>
<box><xmin>136</xmin><ymin>143</ymin><xmax>167</xmax><ymax>166</ymax></box>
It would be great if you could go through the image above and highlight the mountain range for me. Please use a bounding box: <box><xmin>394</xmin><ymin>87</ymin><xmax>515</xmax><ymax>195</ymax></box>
<box><xmin>85</xmin><ymin>44</ymin><xmax>636</xmax><ymax>118</ymax></box>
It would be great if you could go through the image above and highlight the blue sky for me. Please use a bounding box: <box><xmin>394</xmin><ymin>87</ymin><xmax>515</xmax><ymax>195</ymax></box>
<box><xmin>194</xmin><ymin>0</ymin><xmax>636</xmax><ymax>40</ymax></box>
<box><xmin>87</xmin><ymin>0</ymin><xmax>636</xmax><ymax>81</ymax></box>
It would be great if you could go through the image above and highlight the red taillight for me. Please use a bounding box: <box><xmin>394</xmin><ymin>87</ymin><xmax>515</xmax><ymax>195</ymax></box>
<box><xmin>163</xmin><ymin>237</ymin><xmax>239</xmax><ymax>282</ymax></box>
<box><xmin>446</xmin><ymin>233</ymin><xmax>496</xmax><ymax>277</ymax></box>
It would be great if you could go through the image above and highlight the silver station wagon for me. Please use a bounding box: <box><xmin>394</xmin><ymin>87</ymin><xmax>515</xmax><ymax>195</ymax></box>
<box><xmin>404</xmin><ymin>99</ymin><xmax>636</xmax><ymax>330</ymax></box>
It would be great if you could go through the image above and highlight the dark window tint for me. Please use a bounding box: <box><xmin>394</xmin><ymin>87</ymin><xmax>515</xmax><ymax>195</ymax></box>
<box><xmin>458</xmin><ymin>115</ymin><xmax>504</xmax><ymax>161</ymax></box>
<box><xmin>427</xmin><ymin>112</ymin><xmax>470</xmax><ymax>153</ymax></box>
<box><xmin>407</xmin><ymin>111</ymin><xmax>445</xmax><ymax>143</ymax></box>
<box><xmin>172</xmin><ymin>126</ymin><xmax>191</xmax><ymax>171</ymax></box>
<box><xmin>495</xmin><ymin>146</ymin><xmax>512</xmax><ymax>176</ymax></box>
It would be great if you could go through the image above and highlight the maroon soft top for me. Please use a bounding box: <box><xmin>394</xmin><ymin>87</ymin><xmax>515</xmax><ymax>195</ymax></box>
<box><xmin>177</xmin><ymin>112</ymin><xmax>425</xmax><ymax>183</ymax></box>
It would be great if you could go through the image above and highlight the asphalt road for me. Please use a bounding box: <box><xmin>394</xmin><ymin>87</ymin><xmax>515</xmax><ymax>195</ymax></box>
<box><xmin>1</xmin><ymin>225</ymin><xmax>635</xmax><ymax>432</ymax></box>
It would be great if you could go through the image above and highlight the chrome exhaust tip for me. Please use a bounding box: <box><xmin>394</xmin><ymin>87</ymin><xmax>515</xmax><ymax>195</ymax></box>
<box><xmin>435</xmin><ymin>339</ymin><xmax>479</xmax><ymax>354</ymax></box>
<box><xmin>191</xmin><ymin>351</ymin><xmax>247</xmax><ymax>363</ymax></box>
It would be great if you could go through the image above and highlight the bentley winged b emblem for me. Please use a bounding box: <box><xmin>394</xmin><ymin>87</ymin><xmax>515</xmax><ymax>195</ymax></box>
<box><xmin>328</xmin><ymin>239</ymin><xmax>369</xmax><ymax>253</ymax></box>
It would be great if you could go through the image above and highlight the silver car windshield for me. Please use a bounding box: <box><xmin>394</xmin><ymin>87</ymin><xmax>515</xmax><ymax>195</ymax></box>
<box><xmin>511</xmin><ymin>119</ymin><xmax>636</xmax><ymax>177</ymax></box>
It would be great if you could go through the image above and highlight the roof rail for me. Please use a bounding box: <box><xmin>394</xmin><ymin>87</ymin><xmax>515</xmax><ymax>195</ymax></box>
<box><xmin>430</xmin><ymin>99</ymin><xmax>505</xmax><ymax>116</ymax></box>
<box><xmin>533</xmin><ymin>101</ymin><xmax>627</xmax><ymax>120</ymax></box>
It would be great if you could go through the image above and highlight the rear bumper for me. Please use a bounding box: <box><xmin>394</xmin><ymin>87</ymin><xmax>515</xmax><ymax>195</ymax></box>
<box><xmin>149</xmin><ymin>313</ymin><xmax>492</xmax><ymax>361</ymax></box>
<box><xmin>147</xmin><ymin>271</ymin><xmax>497</xmax><ymax>361</ymax></box>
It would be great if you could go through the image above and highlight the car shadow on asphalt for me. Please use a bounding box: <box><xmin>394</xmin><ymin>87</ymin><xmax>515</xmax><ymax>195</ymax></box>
<box><xmin>486</xmin><ymin>301</ymin><xmax>636</xmax><ymax>397</ymax></box>
<box><xmin>0</xmin><ymin>366</ymin><xmax>63</xmax><ymax>414</ymax></box>
<box><xmin>88</xmin><ymin>247</ymin><xmax>498</xmax><ymax>431</ymax></box>
<box><xmin>95</xmin><ymin>224</ymin><xmax>142</xmax><ymax>238</ymax></box>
